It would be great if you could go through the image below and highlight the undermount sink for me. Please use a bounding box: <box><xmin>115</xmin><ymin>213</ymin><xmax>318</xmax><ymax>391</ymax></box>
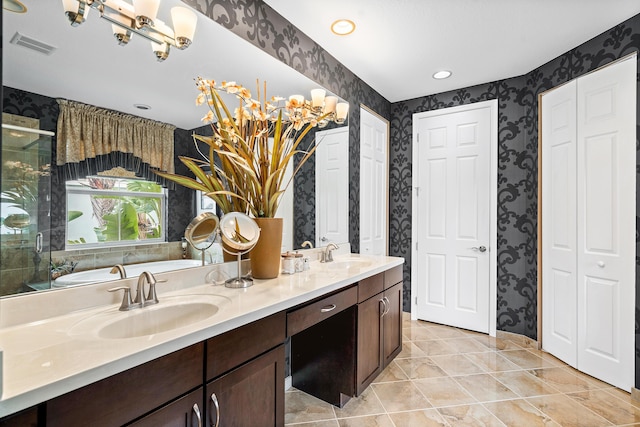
<box><xmin>324</xmin><ymin>258</ymin><xmax>372</xmax><ymax>271</ymax></box>
<box><xmin>69</xmin><ymin>294</ymin><xmax>229</xmax><ymax>339</ymax></box>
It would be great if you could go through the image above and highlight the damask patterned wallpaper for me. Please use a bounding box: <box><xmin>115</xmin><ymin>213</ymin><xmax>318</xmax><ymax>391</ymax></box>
<box><xmin>391</xmin><ymin>14</ymin><xmax>640</xmax><ymax>383</ymax></box>
<box><xmin>182</xmin><ymin>1</ymin><xmax>640</xmax><ymax>386</ymax></box>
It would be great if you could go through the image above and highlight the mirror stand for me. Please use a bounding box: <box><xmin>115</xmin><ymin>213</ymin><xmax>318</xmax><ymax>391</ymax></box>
<box><xmin>222</xmin><ymin>247</ymin><xmax>254</xmax><ymax>288</ymax></box>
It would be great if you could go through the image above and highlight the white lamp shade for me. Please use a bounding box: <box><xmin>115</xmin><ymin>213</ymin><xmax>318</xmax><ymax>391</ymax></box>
<box><xmin>336</xmin><ymin>102</ymin><xmax>349</xmax><ymax>120</ymax></box>
<box><xmin>289</xmin><ymin>94</ymin><xmax>304</xmax><ymax>104</ymax></box>
<box><xmin>132</xmin><ymin>0</ymin><xmax>160</xmax><ymax>20</ymax></box>
<box><xmin>323</xmin><ymin>96</ymin><xmax>338</xmax><ymax>113</ymax></box>
<box><xmin>310</xmin><ymin>89</ymin><xmax>326</xmax><ymax>108</ymax></box>
<box><xmin>62</xmin><ymin>0</ymin><xmax>89</xmax><ymax>17</ymax></box>
<box><xmin>171</xmin><ymin>7</ymin><xmax>197</xmax><ymax>41</ymax></box>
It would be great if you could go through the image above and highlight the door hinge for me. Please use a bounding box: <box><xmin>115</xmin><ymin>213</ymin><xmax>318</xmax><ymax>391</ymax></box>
<box><xmin>415</xmin><ymin>241</ymin><xmax>418</xmax><ymax>251</ymax></box>
<box><xmin>415</xmin><ymin>296</ymin><xmax>418</xmax><ymax>305</ymax></box>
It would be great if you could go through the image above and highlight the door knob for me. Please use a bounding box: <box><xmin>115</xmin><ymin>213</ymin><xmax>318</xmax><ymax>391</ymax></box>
<box><xmin>471</xmin><ymin>246</ymin><xmax>487</xmax><ymax>253</ymax></box>
<box><xmin>321</xmin><ymin>236</ymin><xmax>328</xmax><ymax>242</ymax></box>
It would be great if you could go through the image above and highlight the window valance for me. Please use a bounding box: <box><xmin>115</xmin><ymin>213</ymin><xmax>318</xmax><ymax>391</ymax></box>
<box><xmin>56</xmin><ymin>99</ymin><xmax>175</xmax><ymax>182</ymax></box>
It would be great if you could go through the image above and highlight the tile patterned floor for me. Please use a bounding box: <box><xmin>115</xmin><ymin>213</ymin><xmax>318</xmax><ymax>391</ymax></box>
<box><xmin>285</xmin><ymin>315</ymin><xmax>640</xmax><ymax>426</ymax></box>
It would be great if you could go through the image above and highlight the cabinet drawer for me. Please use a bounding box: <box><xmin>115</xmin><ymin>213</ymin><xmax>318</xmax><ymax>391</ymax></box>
<box><xmin>46</xmin><ymin>343</ymin><xmax>203</xmax><ymax>427</ymax></box>
<box><xmin>357</xmin><ymin>273</ymin><xmax>384</xmax><ymax>303</ymax></box>
<box><xmin>206</xmin><ymin>312</ymin><xmax>286</xmax><ymax>381</ymax></box>
<box><xmin>287</xmin><ymin>286</ymin><xmax>357</xmax><ymax>336</ymax></box>
<box><xmin>384</xmin><ymin>265</ymin><xmax>403</xmax><ymax>289</ymax></box>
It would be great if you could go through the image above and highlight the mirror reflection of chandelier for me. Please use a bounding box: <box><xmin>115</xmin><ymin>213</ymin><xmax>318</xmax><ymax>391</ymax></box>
<box><xmin>61</xmin><ymin>0</ymin><xmax>197</xmax><ymax>62</ymax></box>
<box><xmin>289</xmin><ymin>89</ymin><xmax>349</xmax><ymax>128</ymax></box>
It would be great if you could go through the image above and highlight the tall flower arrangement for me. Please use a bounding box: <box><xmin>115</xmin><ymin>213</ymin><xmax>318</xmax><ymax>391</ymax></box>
<box><xmin>156</xmin><ymin>78</ymin><xmax>324</xmax><ymax>218</ymax></box>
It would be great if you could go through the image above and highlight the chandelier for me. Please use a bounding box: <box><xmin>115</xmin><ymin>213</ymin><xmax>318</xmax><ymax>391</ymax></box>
<box><xmin>289</xmin><ymin>89</ymin><xmax>349</xmax><ymax>128</ymax></box>
<box><xmin>61</xmin><ymin>0</ymin><xmax>197</xmax><ymax>62</ymax></box>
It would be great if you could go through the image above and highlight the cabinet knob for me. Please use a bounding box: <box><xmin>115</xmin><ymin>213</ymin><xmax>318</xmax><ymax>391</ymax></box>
<box><xmin>597</xmin><ymin>261</ymin><xmax>605</xmax><ymax>268</ymax></box>
<box><xmin>210</xmin><ymin>393</ymin><xmax>220</xmax><ymax>427</ymax></box>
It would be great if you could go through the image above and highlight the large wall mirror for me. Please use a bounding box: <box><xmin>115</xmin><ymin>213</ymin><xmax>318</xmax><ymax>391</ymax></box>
<box><xmin>1</xmin><ymin>0</ymin><xmax>349</xmax><ymax>298</ymax></box>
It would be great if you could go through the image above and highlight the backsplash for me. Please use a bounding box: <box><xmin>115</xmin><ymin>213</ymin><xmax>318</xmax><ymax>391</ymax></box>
<box><xmin>50</xmin><ymin>241</ymin><xmax>186</xmax><ymax>277</ymax></box>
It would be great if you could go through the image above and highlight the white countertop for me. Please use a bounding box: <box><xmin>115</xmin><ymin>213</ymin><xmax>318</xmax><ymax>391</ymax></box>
<box><xmin>0</xmin><ymin>253</ymin><xmax>404</xmax><ymax>418</ymax></box>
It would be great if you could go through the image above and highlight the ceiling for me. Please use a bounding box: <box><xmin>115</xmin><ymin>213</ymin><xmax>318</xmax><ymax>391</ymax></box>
<box><xmin>263</xmin><ymin>0</ymin><xmax>640</xmax><ymax>102</ymax></box>
<box><xmin>2</xmin><ymin>0</ymin><xmax>332</xmax><ymax>130</ymax></box>
<box><xmin>3</xmin><ymin>2</ymin><xmax>640</xmax><ymax>130</ymax></box>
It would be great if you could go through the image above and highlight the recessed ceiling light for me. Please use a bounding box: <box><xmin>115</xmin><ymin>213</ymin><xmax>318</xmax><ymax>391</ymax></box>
<box><xmin>433</xmin><ymin>70</ymin><xmax>452</xmax><ymax>80</ymax></box>
<box><xmin>331</xmin><ymin>19</ymin><xmax>356</xmax><ymax>36</ymax></box>
<box><xmin>3</xmin><ymin>0</ymin><xmax>27</xmax><ymax>13</ymax></box>
<box><xmin>134</xmin><ymin>104</ymin><xmax>151</xmax><ymax>110</ymax></box>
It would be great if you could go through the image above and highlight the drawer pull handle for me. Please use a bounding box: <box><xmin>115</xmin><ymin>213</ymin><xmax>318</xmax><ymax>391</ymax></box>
<box><xmin>192</xmin><ymin>403</ymin><xmax>202</xmax><ymax>427</ymax></box>
<box><xmin>321</xmin><ymin>304</ymin><xmax>337</xmax><ymax>313</ymax></box>
<box><xmin>210</xmin><ymin>393</ymin><xmax>220</xmax><ymax>427</ymax></box>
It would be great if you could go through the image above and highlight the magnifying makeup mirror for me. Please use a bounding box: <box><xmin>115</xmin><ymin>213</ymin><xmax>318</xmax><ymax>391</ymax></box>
<box><xmin>219</xmin><ymin>212</ymin><xmax>260</xmax><ymax>288</ymax></box>
<box><xmin>184</xmin><ymin>212</ymin><xmax>220</xmax><ymax>266</ymax></box>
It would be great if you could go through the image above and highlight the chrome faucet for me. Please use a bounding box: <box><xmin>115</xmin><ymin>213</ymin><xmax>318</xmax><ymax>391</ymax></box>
<box><xmin>108</xmin><ymin>271</ymin><xmax>163</xmax><ymax>311</ymax></box>
<box><xmin>301</xmin><ymin>240</ymin><xmax>314</xmax><ymax>249</ymax></box>
<box><xmin>135</xmin><ymin>271</ymin><xmax>159</xmax><ymax>306</ymax></box>
<box><xmin>320</xmin><ymin>243</ymin><xmax>339</xmax><ymax>263</ymax></box>
<box><xmin>110</xmin><ymin>264</ymin><xmax>127</xmax><ymax>279</ymax></box>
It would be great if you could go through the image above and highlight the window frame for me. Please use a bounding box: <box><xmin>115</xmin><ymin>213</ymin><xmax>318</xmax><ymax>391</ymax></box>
<box><xmin>65</xmin><ymin>177</ymin><xmax>168</xmax><ymax>250</ymax></box>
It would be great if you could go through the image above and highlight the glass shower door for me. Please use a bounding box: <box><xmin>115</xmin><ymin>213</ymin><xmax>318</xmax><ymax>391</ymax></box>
<box><xmin>1</xmin><ymin>123</ymin><xmax>53</xmax><ymax>296</ymax></box>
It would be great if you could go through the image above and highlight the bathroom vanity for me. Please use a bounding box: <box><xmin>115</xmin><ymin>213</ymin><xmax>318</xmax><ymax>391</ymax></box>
<box><xmin>0</xmin><ymin>254</ymin><xmax>403</xmax><ymax>426</ymax></box>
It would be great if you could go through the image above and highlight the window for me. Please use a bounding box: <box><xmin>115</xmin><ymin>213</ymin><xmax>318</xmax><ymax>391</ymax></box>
<box><xmin>66</xmin><ymin>177</ymin><xmax>167</xmax><ymax>248</ymax></box>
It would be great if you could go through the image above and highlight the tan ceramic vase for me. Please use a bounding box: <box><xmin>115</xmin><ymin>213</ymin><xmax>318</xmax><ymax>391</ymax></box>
<box><xmin>250</xmin><ymin>217</ymin><xmax>283</xmax><ymax>279</ymax></box>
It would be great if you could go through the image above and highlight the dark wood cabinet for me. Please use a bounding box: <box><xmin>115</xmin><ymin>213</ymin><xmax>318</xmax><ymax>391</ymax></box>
<box><xmin>206</xmin><ymin>345</ymin><xmax>285</xmax><ymax>427</ymax></box>
<box><xmin>42</xmin><ymin>313</ymin><xmax>287</xmax><ymax>427</ymax></box>
<box><xmin>46</xmin><ymin>344</ymin><xmax>203</xmax><ymax>427</ymax></box>
<box><xmin>356</xmin><ymin>267</ymin><xmax>403</xmax><ymax>395</ymax></box>
<box><xmin>0</xmin><ymin>407</ymin><xmax>38</xmax><ymax>427</ymax></box>
<box><xmin>356</xmin><ymin>290</ymin><xmax>385</xmax><ymax>395</ymax></box>
<box><xmin>382</xmin><ymin>282</ymin><xmax>403</xmax><ymax>366</ymax></box>
<box><xmin>204</xmin><ymin>312</ymin><xmax>286</xmax><ymax>426</ymax></box>
<box><xmin>0</xmin><ymin>264</ymin><xmax>404</xmax><ymax>423</ymax></box>
<box><xmin>129</xmin><ymin>388</ymin><xmax>204</xmax><ymax>427</ymax></box>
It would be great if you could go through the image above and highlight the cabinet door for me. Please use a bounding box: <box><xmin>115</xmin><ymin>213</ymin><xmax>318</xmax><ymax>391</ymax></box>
<box><xmin>129</xmin><ymin>388</ymin><xmax>204</xmax><ymax>427</ymax></box>
<box><xmin>356</xmin><ymin>293</ymin><xmax>384</xmax><ymax>395</ymax></box>
<box><xmin>46</xmin><ymin>343</ymin><xmax>203</xmax><ymax>427</ymax></box>
<box><xmin>0</xmin><ymin>407</ymin><xmax>38</xmax><ymax>427</ymax></box>
<box><xmin>206</xmin><ymin>345</ymin><xmax>284</xmax><ymax>427</ymax></box>
<box><xmin>383</xmin><ymin>282</ymin><xmax>403</xmax><ymax>366</ymax></box>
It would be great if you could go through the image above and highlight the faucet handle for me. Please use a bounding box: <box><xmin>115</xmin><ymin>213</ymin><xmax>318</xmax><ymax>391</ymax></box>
<box><xmin>145</xmin><ymin>277</ymin><xmax>167</xmax><ymax>306</ymax></box>
<box><xmin>108</xmin><ymin>286</ymin><xmax>135</xmax><ymax>311</ymax></box>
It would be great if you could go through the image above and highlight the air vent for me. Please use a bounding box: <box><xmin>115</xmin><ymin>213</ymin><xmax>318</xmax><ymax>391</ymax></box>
<box><xmin>10</xmin><ymin>32</ymin><xmax>57</xmax><ymax>55</ymax></box>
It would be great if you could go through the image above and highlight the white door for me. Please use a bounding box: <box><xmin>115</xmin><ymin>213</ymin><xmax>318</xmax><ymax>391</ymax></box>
<box><xmin>541</xmin><ymin>80</ymin><xmax>578</xmax><ymax>367</ymax></box>
<box><xmin>315</xmin><ymin>126</ymin><xmax>349</xmax><ymax>246</ymax></box>
<box><xmin>413</xmin><ymin>100</ymin><xmax>497</xmax><ymax>334</ymax></box>
<box><xmin>541</xmin><ymin>55</ymin><xmax>636</xmax><ymax>391</ymax></box>
<box><xmin>360</xmin><ymin>107</ymin><xmax>388</xmax><ymax>255</ymax></box>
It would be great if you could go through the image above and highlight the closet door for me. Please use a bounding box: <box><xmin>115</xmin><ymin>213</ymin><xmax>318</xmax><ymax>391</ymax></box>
<box><xmin>576</xmin><ymin>56</ymin><xmax>635</xmax><ymax>392</ymax></box>
<box><xmin>542</xmin><ymin>55</ymin><xmax>636</xmax><ymax>392</ymax></box>
<box><xmin>541</xmin><ymin>80</ymin><xmax>578</xmax><ymax>367</ymax></box>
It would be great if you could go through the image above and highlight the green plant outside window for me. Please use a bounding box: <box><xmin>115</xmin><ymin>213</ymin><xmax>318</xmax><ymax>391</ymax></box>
<box><xmin>66</xmin><ymin>177</ymin><xmax>166</xmax><ymax>248</ymax></box>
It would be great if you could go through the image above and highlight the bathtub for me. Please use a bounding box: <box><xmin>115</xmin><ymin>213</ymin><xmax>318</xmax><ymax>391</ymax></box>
<box><xmin>52</xmin><ymin>259</ymin><xmax>206</xmax><ymax>288</ymax></box>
